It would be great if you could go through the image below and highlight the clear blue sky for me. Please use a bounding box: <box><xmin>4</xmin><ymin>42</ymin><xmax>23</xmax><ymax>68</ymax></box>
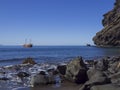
<box><xmin>0</xmin><ymin>0</ymin><xmax>115</xmax><ymax>45</ymax></box>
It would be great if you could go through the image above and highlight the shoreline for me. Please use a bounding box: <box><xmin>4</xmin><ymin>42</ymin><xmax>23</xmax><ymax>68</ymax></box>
<box><xmin>0</xmin><ymin>56</ymin><xmax>120</xmax><ymax>90</ymax></box>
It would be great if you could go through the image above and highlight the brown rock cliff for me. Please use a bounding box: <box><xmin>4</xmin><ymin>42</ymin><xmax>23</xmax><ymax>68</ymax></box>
<box><xmin>93</xmin><ymin>0</ymin><xmax>120</xmax><ymax>47</ymax></box>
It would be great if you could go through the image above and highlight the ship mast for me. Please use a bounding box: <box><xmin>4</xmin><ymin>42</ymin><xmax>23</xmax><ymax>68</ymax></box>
<box><xmin>29</xmin><ymin>39</ymin><xmax>32</xmax><ymax>44</ymax></box>
<box><xmin>25</xmin><ymin>39</ymin><xmax>27</xmax><ymax>44</ymax></box>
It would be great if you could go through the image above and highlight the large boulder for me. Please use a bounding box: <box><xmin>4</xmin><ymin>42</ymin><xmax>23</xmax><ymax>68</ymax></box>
<box><xmin>108</xmin><ymin>60</ymin><xmax>120</xmax><ymax>73</ymax></box>
<box><xmin>30</xmin><ymin>71</ymin><xmax>60</xmax><ymax>87</ymax></box>
<box><xmin>93</xmin><ymin>0</ymin><xmax>120</xmax><ymax>47</ymax></box>
<box><xmin>109</xmin><ymin>72</ymin><xmax>120</xmax><ymax>85</ymax></box>
<box><xmin>57</xmin><ymin>65</ymin><xmax>66</xmax><ymax>75</ymax></box>
<box><xmin>79</xmin><ymin>68</ymin><xmax>110</xmax><ymax>90</ymax></box>
<box><xmin>87</xmin><ymin>69</ymin><xmax>110</xmax><ymax>85</ymax></box>
<box><xmin>93</xmin><ymin>58</ymin><xmax>109</xmax><ymax>71</ymax></box>
<box><xmin>65</xmin><ymin>57</ymin><xmax>88</xmax><ymax>84</ymax></box>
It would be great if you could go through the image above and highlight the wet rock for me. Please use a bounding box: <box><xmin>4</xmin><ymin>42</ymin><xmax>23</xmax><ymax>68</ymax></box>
<box><xmin>22</xmin><ymin>57</ymin><xmax>36</xmax><ymax>65</ymax></box>
<box><xmin>0</xmin><ymin>72</ymin><xmax>5</xmax><ymax>75</ymax></box>
<box><xmin>57</xmin><ymin>65</ymin><xmax>66</xmax><ymax>75</ymax></box>
<box><xmin>30</xmin><ymin>71</ymin><xmax>56</xmax><ymax>87</ymax></box>
<box><xmin>39</xmin><ymin>71</ymin><xmax>46</xmax><ymax>75</ymax></box>
<box><xmin>65</xmin><ymin>57</ymin><xmax>88</xmax><ymax>84</ymax></box>
<box><xmin>30</xmin><ymin>74</ymin><xmax>49</xmax><ymax>87</ymax></box>
<box><xmin>17</xmin><ymin>72</ymin><xmax>30</xmax><ymax>78</ymax></box>
<box><xmin>0</xmin><ymin>77</ymin><xmax>9</xmax><ymax>81</ymax></box>
<box><xmin>47</xmin><ymin>68</ymin><xmax>59</xmax><ymax>76</ymax></box>
<box><xmin>5</xmin><ymin>65</ymin><xmax>21</xmax><ymax>71</ymax></box>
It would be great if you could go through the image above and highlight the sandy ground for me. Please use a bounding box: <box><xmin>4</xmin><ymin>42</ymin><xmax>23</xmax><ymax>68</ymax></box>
<box><xmin>15</xmin><ymin>81</ymin><xmax>82</xmax><ymax>90</ymax></box>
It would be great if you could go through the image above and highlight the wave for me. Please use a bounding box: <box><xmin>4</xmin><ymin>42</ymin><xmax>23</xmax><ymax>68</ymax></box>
<box><xmin>0</xmin><ymin>58</ymin><xmax>25</xmax><ymax>62</ymax></box>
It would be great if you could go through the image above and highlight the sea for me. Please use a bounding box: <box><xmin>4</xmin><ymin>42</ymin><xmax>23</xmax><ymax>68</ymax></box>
<box><xmin>0</xmin><ymin>45</ymin><xmax>120</xmax><ymax>90</ymax></box>
<box><xmin>0</xmin><ymin>45</ymin><xmax>120</xmax><ymax>66</ymax></box>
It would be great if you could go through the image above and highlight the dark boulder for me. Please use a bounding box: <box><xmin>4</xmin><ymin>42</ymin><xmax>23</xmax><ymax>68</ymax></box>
<box><xmin>30</xmin><ymin>74</ymin><xmax>49</xmax><ymax>87</ymax></box>
<box><xmin>39</xmin><ymin>71</ymin><xmax>46</xmax><ymax>75</ymax></box>
<box><xmin>65</xmin><ymin>57</ymin><xmax>88</xmax><ymax>84</ymax></box>
<box><xmin>0</xmin><ymin>77</ymin><xmax>9</xmax><ymax>81</ymax></box>
<box><xmin>30</xmin><ymin>70</ymin><xmax>59</xmax><ymax>87</ymax></box>
<box><xmin>17</xmin><ymin>72</ymin><xmax>30</xmax><ymax>78</ymax></box>
<box><xmin>57</xmin><ymin>65</ymin><xmax>66</xmax><ymax>75</ymax></box>
<box><xmin>79</xmin><ymin>68</ymin><xmax>110</xmax><ymax>90</ymax></box>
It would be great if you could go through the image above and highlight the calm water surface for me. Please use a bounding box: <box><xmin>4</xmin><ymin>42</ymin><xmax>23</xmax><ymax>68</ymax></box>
<box><xmin>0</xmin><ymin>46</ymin><xmax>120</xmax><ymax>66</ymax></box>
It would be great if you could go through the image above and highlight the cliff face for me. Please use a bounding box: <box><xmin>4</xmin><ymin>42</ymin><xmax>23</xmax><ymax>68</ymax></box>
<box><xmin>93</xmin><ymin>0</ymin><xmax>120</xmax><ymax>47</ymax></box>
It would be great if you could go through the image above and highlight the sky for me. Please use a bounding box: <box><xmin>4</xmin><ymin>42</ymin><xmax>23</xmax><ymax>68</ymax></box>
<box><xmin>0</xmin><ymin>0</ymin><xmax>115</xmax><ymax>46</ymax></box>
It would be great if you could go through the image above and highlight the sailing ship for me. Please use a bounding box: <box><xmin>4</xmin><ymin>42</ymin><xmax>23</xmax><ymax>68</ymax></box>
<box><xmin>23</xmin><ymin>39</ymin><xmax>33</xmax><ymax>48</ymax></box>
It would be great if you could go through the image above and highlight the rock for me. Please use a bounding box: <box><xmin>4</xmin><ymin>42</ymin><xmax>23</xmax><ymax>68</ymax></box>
<box><xmin>85</xmin><ymin>60</ymin><xmax>94</xmax><ymax>67</ymax></box>
<box><xmin>90</xmin><ymin>84</ymin><xmax>120</xmax><ymax>90</ymax></box>
<box><xmin>53</xmin><ymin>70</ymin><xmax>59</xmax><ymax>76</ymax></box>
<box><xmin>109</xmin><ymin>72</ymin><xmax>120</xmax><ymax>85</ymax></box>
<box><xmin>22</xmin><ymin>57</ymin><xmax>36</xmax><ymax>64</ymax></box>
<box><xmin>0</xmin><ymin>71</ymin><xmax>5</xmax><ymax>75</ymax></box>
<box><xmin>93</xmin><ymin>58</ymin><xmax>109</xmax><ymax>71</ymax></box>
<box><xmin>57</xmin><ymin>65</ymin><xmax>66</xmax><ymax>75</ymax></box>
<box><xmin>17</xmin><ymin>72</ymin><xmax>30</xmax><ymax>78</ymax></box>
<box><xmin>30</xmin><ymin>74</ymin><xmax>49</xmax><ymax>87</ymax></box>
<box><xmin>30</xmin><ymin>71</ymin><xmax>57</xmax><ymax>87</ymax></box>
<box><xmin>0</xmin><ymin>77</ymin><xmax>9</xmax><ymax>81</ymax></box>
<box><xmin>87</xmin><ymin>68</ymin><xmax>96</xmax><ymax>80</ymax></box>
<box><xmin>39</xmin><ymin>71</ymin><xmax>46</xmax><ymax>75</ymax></box>
<box><xmin>93</xmin><ymin>0</ymin><xmax>120</xmax><ymax>47</ymax></box>
<box><xmin>87</xmin><ymin>69</ymin><xmax>110</xmax><ymax>85</ymax></box>
<box><xmin>47</xmin><ymin>67</ymin><xmax>59</xmax><ymax>75</ymax></box>
<box><xmin>108</xmin><ymin>61</ymin><xmax>120</xmax><ymax>73</ymax></box>
<box><xmin>79</xmin><ymin>68</ymin><xmax>110</xmax><ymax>90</ymax></box>
<box><xmin>65</xmin><ymin>57</ymin><xmax>88</xmax><ymax>84</ymax></box>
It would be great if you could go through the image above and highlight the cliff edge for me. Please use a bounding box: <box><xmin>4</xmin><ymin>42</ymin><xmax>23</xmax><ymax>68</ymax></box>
<box><xmin>93</xmin><ymin>0</ymin><xmax>120</xmax><ymax>47</ymax></box>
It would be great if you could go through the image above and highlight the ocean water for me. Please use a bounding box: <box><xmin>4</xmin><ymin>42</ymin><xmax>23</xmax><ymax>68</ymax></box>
<box><xmin>0</xmin><ymin>46</ymin><xmax>120</xmax><ymax>66</ymax></box>
<box><xmin>0</xmin><ymin>46</ymin><xmax>120</xmax><ymax>90</ymax></box>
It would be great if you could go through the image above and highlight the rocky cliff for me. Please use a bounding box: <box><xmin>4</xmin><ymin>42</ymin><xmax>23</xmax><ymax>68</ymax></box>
<box><xmin>93</xmin><ymin>0</ymin><xmax>120</xmax><ymax>47</ymax></box>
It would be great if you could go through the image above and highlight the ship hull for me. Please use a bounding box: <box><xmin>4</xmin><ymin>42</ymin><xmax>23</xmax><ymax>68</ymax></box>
<box><xmin>23</xmin><ymin>44</ymin><xmax>32</xmax><ymax>48</ymax></box>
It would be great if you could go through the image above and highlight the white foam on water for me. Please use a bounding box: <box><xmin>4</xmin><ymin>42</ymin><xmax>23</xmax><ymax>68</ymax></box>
<box><xmin>0</xmin><ymin>63</ymin><xmax>60</xmax><ymax>89</ymax></box>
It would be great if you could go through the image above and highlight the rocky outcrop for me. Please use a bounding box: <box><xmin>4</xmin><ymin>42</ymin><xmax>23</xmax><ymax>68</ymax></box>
<box><xmin>30</xmin><ymin>71</ymin><xmax>58</xmax><ymax>87</ymax></box>
<box><xmin>79</xmin><ymin>56</ymin><xmax>120</xmax><ymax>90</ymax></box>
<box><xmin>22</xmin><ymin>57</ymin><xmax>36</xmax><ymax>64</ymax></box>
<box><xmin>93</xmin><ymin>0</ymin><xmax>120</xmax><ymax>47</ymax></box>
<box><xmin>65</xmin><ymin>57</ymin><xmax>88</xmax><ymax>84</ymax></box>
